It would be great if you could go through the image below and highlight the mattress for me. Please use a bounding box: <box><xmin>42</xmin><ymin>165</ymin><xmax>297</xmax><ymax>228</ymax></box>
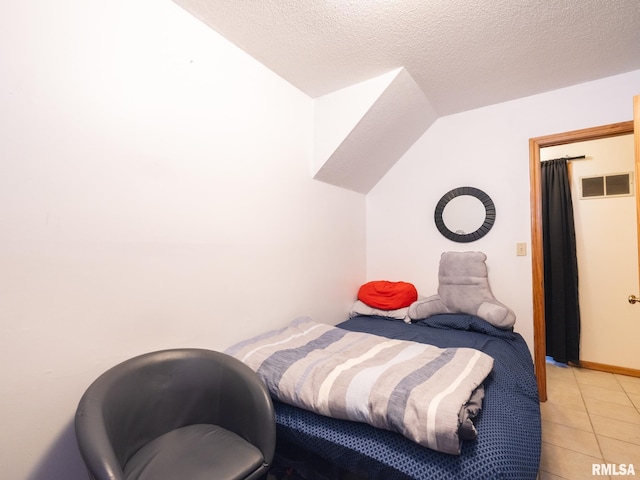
<box><xmin>272</xmin><ymin>314</ymin><xmax>541</xmax><ymax>480</ymax></box>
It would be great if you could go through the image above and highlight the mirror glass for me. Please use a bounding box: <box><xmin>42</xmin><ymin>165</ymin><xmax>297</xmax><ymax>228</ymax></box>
<box><xmin>442</xmin><ymin>195</ymin><xmax>486</xmax><ymax>234</ymax></box>
<box><xmin>434</xmin><ymin>187</ymin><xmax>495</xmax><ymax>242</ymax></box>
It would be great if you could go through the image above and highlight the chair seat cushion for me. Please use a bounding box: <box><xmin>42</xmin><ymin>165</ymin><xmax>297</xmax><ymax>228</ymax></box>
<box><xmin>124</xmin><ymin>424</ymin><xmax>264</xmax><ymax>480</ymax></box>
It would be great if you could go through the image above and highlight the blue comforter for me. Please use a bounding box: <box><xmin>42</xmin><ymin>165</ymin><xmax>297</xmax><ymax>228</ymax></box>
<box><xmin>273</xmin><ymin>314</ymin><xmax>541</xmax><ymax>480</ymax></box>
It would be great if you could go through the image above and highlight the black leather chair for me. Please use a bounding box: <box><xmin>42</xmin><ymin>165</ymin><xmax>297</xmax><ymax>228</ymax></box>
<box><xmin>75</xmin><ymin>348</ymin><xmax>275</xmax><ymax>480</ymax></box>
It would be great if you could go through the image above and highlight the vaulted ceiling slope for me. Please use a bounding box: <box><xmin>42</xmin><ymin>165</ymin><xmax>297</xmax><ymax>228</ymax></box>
<box><xmin>173</xmin><ymin>0</ymin><xmax>640</xmax><ymax>193</ymax></box>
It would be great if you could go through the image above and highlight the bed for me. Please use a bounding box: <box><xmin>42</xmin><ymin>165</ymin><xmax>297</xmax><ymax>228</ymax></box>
<box><xmin>228</xmin><ymin>313</ymin><xmax>541</xmax><ymax>480</ymax></box>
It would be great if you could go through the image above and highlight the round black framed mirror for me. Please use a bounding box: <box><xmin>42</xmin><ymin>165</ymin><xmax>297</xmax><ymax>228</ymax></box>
<box><xmin>434</xmin><ymin>187</ymin><xmax>495</xmax><ymax>242</ymax></box>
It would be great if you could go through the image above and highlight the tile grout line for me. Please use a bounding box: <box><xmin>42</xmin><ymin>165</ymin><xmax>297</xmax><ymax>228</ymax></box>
<box><xmin>614</xmin><ymin>374</ymin><xmax>640</xmax><ymax>414</ymax></box>
<box><xmin>575</xmin><ymin>367</ymin><xmax>640</xmax><ymax>464</ymax></box>
<box><xmin>572</xmin><ymin>366</ymin><xmax>607</xmax><ymax>464</ymax></box>
<box><xmin>577</xmin><ymin>369</ymin><xmax>640</xmax><ymax>452</ymax></box>
<box><xmin>546</xmin><ymin>364</ymin><xmax>640</xmax><ymax>478</ymax></box>
<box><xmin>593</xmin><ymin>374</ymin><xmax>640</xmax><ymax>450</ymax></box>
<box><xmin>542</xmin><ymin>364</ymin><xmax>605</xmax><ymax>479</ymax></box>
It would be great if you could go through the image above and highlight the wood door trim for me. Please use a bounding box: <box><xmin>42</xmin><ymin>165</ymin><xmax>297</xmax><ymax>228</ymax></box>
<box><xmin>529</xmin><ymin>121</ymin><xmax>634</xmax><ymax>402</ymax></box>
<box><xmin>635</xmin><ymin>97</ymin><xmax>640</xmax><ymax>289</ymax></box>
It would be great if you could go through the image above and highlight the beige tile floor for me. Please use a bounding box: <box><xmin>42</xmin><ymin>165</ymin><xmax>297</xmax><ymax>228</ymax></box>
<box><xmin>539</xmin><ymin>363</ymin><xmax>640</xmax><ymax>479</ymax></box>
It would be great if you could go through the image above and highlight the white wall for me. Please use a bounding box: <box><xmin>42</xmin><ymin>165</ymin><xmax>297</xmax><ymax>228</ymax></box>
<box><xmin>3</xmin><ymin>2</ymin><xmax>639</xmax><ymax>477</ymax></box>
<box><xmin>0</xmin><ymin>1</ymin><xmax>366</xmax><ymax>479</ymax></box>
<box><xmin>367</xmin><ymin>70</ymin><xmax>640</xmax><ymax>353</ymax></box>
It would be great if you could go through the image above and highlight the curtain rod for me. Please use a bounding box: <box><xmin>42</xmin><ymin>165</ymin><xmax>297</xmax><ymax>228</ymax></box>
<box><xmin>542</xmin><ymin>155</ymin><xmax>586</xmax><ymax>162</ymax></box>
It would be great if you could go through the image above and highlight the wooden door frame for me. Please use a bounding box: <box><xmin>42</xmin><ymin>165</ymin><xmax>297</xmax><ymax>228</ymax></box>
<box><xmin>529</xmin><ymin>120</ymin><xmax>634</xmax><ymax>402</ymax></box>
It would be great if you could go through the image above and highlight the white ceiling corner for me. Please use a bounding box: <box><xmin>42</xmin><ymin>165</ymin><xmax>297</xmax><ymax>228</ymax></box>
<box><xmin>312</xmin><ymin>68</ymin><xmax>402</xmax><ymax>176</ymax></box>
<box><xmin>171</xmin><ymin>0</ymin><xmax>640</xmax><ymax>193</ymax></box>
<box><xmin>313</xmin><ymin>67</ymin><xmax>437</xmax><ymax>194</ymax></box>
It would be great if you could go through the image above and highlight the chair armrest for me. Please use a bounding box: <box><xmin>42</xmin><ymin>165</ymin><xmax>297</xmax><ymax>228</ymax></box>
<box><xmin>214</xmin><ymin>354</ymin><xmax>276</xmax><ymax>466</ymax></box>
<box><xmin>75</xmin><ymin>394</ymin><xmax>126</xmax><ymax>480</ymax></box>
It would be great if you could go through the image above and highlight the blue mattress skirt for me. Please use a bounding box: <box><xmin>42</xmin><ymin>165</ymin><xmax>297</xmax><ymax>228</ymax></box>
<box><xmin>273</xmin><ymin>315</ymin><xmax>541</xmax><ymax>480</ymax></box>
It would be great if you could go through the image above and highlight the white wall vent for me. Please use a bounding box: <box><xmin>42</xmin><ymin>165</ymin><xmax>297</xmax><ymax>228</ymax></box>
<box><xmin>580</xmin><ymin>172</ymin><xmax>634</xmax><ymax>199</ymax></box>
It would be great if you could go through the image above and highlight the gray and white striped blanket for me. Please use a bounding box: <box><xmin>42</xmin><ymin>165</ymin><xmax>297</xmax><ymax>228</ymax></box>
<box><xmin>226</xmin><ymin>317</ymin><xmax>494</xmax><ymax>454</ymax></box>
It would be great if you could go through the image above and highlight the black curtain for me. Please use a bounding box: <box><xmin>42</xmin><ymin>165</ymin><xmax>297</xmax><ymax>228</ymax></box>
<box><xmin>541</xmin><ymin>159</ymin><xmax>581</xmax><ymax>365</ymax></box>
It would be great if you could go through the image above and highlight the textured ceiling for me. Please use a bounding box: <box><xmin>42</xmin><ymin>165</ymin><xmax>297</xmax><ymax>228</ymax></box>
<box><xmin>173</xmin><ymin>0</ymin><xmax>640</xmax><ymax>116</ymax></box>
<box><xmin>170</xmin><ymin>0</ymin><xmax>640</xmax><ymax>193</ymax></box>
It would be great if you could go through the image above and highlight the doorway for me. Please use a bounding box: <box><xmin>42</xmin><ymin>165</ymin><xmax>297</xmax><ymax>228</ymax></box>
<box><xmin>529</xmin><ymin>121</ymin><xmax>635</xmax><ymax>402</ymax></box>
<box><xmin>543</xmin><ymin>134</ymin><xmax>637</xmax><ymax>370</ymax></box>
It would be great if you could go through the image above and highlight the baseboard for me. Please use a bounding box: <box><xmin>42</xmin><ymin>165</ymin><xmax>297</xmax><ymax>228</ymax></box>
<box><xmin>578</xmin><ymin>360</ymin><xmax>640</xmax><ymax>378</ymax></box>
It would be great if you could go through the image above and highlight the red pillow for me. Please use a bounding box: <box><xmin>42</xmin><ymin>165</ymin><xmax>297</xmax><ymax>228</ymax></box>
<box><xmin>357</xmin><ymin>281</ymin><xmax>418</xmax><ymax>310</ymax></box>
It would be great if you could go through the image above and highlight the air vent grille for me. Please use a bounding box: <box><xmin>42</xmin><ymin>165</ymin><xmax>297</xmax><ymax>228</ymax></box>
<box><xmin>580</xmin><ymin>172</ymin><xmax>633</xmax><ymax>199</ymax></box>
